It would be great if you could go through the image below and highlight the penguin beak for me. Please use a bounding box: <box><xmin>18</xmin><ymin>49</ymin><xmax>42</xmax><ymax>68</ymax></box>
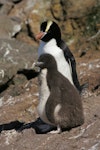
<box><xmin>36</xmin><ymin>31</ymin><xmax>47</xmax><ymax>40</ymax></box>
<box><xmin>32</xmin><ymin>62</ymin><xmax>44</xmax><ymax>72</ymax></box>
<box><xmin>34</xmin><ymin>62</ymin><xmax>44</xmax><ymax>67</ymax></box>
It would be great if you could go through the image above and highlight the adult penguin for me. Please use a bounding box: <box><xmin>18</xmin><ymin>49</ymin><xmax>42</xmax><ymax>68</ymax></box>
<box><xmin>36</xmin><ymin>20</ymin><xmax>81</xmax><ymax>92</ymax></box>
<box><xmin>33</xmin><ymin>20</ymin><xmax>81</xmax><ymax>134</ymax></box>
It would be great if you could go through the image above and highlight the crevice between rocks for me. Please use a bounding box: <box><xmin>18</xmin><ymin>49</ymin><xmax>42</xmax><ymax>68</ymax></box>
<box><xmin>26</xmin><ymin>22</ymin><xmax>38</xmax><ymax>42</ymax></box>
<box><xmin>0</xmin><ymin>69</ymin><xmax>38</xmax><ymax>94</ymax></box>
<box><xmin>0</xmin><ymin>76</ymin><xmax>14</xmax><ymax>93</ymax></box>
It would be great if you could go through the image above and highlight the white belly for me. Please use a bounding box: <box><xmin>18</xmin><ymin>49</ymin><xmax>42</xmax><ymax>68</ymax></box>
<box><xmin>38</xmin><ymin>39</ymin><xmax>73</xmax><ymax>85</ymax></box>
<box><xmin>37</xmin><ymin>69</ymin><xmax>52</xmax><ymax>124</ymax></box>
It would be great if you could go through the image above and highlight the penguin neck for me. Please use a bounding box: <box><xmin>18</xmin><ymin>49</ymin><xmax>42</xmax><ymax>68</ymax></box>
<box><xmin>38</xmin><ymin>38</ymin><xmax>59</xmax><ymax>57</ymax></box>
<box><xmin>40</xmin><ymin>38</ymin><xmax>57</xmax><ymax>47</ymax></box>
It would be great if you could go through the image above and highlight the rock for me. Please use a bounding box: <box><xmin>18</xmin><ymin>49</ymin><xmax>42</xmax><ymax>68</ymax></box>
<box><xmin>3</xmin><ymin>0</ymin><xmax>98</xmax><ymax>54</ymax></box>
<box><xmin>77</xmin><ymin>57</ymin><xmax>100</xmax><ymax>97</ymax></box>
<box><xmin>27</xmin><ymin>0</ymin><xmax>52</xmax><ymax>36</ymax></box>
<box><xmin>0</xmin><ymin>39</ymin><xmax>38</xmax><ymax>88</ymax></box>
<box><xmin>0</xmin><ymin>0</ymin><xmax>51</xmax><ymax>43</ymax></box>
<box><xmin>0</xmin><ymin>15</ymin><xmax>21</xmax><ymax>39</ymax></box>
<box><xmin>51</xmin><ymin>0</ymin><xmax>65</xmax><ymax>21</ymax></box>
<box><xmin>51</xmin><ymin>0</ymin><xmax>97</xmax><ymax>19</ymax></box>
<box><xmin>0</xmin><ymin>1</ymin><xmax>13</xmax><ymax>15</ymax></box>
<box><xmin>0</xmin><ymin>77</ymin><xmax>38</xmax><ymax>122</ymax></box>
<box><xmin>9</xmin><ymin>0</ymin><xmax>37</xmax><ymax>20</ymax></box>
<box><xmin>66</xmin><ymin>0</ymin><xmax>97</xmax><ymax>18</ymax></box>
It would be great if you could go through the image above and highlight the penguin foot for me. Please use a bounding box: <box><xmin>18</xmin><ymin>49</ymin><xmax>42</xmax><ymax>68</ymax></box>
<box><xmin>18</xmin><ymin>118</ymin><xmax>56</xmax><ymax>134</ymax></box>
<box><xmin>50</xmin><ymin>125</ymin><xmax>62</xmax><ymax>134</ymax></box>
<box><xmin>33</xmin><ymin>118</ymin><xmax>56</xmax><ymax>134</ymax></box>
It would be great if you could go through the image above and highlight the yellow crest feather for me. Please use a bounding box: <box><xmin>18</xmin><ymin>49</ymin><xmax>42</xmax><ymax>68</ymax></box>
<box><xmin>45</xmin><ymin>21</ymin><xmax>53</xmax><ymax>32</ymax></box>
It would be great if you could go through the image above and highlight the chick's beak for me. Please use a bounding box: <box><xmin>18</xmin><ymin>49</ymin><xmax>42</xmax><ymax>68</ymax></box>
<box><xmin>32</xmin><ymin>62</ymin><xmax>44</xmax><ymax>71</ymax></box>
<box><xmin>31</xmin><ymin>62</ymin><xmax>43</xmax><ymax>73</ymax></box>
<box><xmin>34</xmin><ymin>62</ymin><xmax>44</xmax><ymax>67</ymax></box>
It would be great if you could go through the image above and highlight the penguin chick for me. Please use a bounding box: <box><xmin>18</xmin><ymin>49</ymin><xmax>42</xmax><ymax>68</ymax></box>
<box><xmin>35</xmin><ymin>54</ymin><xmax>84</xmax><ymax>133</ymax></box>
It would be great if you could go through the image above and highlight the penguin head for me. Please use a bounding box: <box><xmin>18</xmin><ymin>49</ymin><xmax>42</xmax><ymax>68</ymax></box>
<box><xmin>35</xmin><ymin>54</ymin><xmax>57</xmax><ymax>70</ymax></box>
<box><xmin>36</xmin><ymin>20</ymin><xmax>61</xmax><ymax>42</ymax></box>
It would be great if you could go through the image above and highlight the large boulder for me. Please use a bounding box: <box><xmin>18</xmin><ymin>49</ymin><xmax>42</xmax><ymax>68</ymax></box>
<box><xmin>0</xmin><ymin>39</ymin><xmax>37</xmax><ymax>88</ymax></box>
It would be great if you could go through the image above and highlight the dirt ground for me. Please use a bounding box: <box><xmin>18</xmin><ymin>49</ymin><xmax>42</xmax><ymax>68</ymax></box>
<box><xmin>0</xmin><ymin>49</ymin><xmax>100</xmax><ymax>150</ymax></box>
<box><xmin>0</xmin><ymin>94</ymin><xmax>100</xmax><ymax>150</ymax></box>
<box><xmin>0</xmin><ymin>50</ymin><xmax>100</xmax><ymax>150</ymax></box>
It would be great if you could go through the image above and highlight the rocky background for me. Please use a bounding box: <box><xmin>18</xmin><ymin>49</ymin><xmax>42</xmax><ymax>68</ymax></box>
<box><xmin>0</xmin><ymin>0</ymin><xmax>100</xmax><ymax>149</ymax></box>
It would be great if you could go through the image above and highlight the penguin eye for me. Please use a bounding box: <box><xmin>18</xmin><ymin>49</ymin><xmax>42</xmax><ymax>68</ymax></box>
<box><xmin>40</xmin><ymin>26</ymin><xmax>45</xmax><ymax>32</ymax></box>
<box><xmin>41</xmin><ymin>29</ymin><xmax>45</xmax><ymax>32</ymax></box>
